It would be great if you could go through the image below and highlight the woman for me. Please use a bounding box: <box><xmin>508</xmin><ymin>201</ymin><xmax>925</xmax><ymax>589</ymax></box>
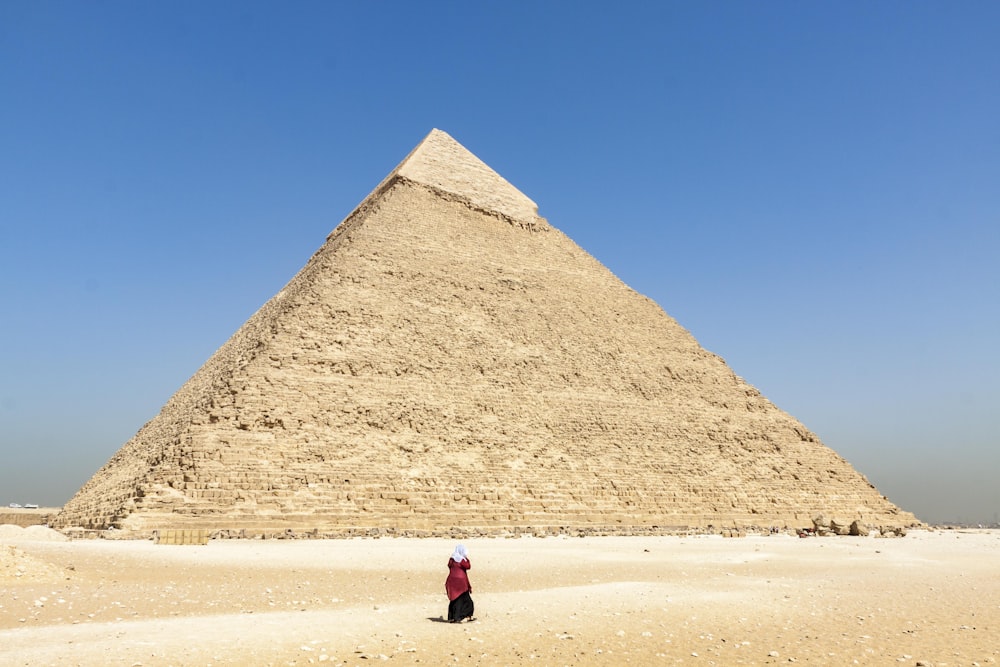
<box><xmin>445</xmin><ymin>543</ymin><xmax>474</xmax><ymax>623</ymax></box>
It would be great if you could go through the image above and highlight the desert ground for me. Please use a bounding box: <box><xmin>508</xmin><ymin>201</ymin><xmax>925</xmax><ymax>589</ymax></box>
<box><xmin>1</xmin><ymin>527</ymin><xmax>997</xmax><ymax>666</ymax></box>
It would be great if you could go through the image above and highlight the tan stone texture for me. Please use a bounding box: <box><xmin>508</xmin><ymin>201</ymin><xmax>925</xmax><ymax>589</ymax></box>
<box><xmin>0</xmin><ymin>509</ymin><xmax>57</xmax><ymax>528</ymax></box>
<box><xmin>53</xmin><ymin>130</ymin><xmax>917</xmax><ymax>535</ymax></box>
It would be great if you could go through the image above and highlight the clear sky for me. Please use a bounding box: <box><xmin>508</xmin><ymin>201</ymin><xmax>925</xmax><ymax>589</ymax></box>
<box><xmin>2</xmin><ymin>2</ymin><xmax>997</xmax><ymax>525</ymax></box>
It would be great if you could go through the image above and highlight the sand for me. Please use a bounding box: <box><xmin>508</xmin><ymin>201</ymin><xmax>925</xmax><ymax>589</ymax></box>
<box><xmin>1</xmin><ymin>529</ymin><xmax>997</xmax><ymax>666</ymax></box>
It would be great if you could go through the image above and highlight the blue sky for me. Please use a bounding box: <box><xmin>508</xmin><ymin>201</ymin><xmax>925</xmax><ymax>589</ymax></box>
<box><xmin>1</xmin><ymin>2</ymin><xmax>997</xmax><ymax>524</ymax></box>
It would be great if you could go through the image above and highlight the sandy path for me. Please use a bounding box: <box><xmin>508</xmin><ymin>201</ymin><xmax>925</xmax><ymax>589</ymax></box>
<box><xmin>2</xmin><ymin>531</ymin><xmax>998</xmax><ymax>665</ymax></box>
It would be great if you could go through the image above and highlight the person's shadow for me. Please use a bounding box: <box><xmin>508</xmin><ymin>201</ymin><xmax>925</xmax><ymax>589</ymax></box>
<box><xmin>427</xmin><ymin>616</ymin><xmax>450</xmax><ymax>623</ymax></box>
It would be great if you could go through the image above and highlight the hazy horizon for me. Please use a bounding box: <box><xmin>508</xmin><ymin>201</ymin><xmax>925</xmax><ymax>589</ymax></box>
<box><xmin>2</xmin><ymin>3</ymin><xmax>997</xmax><ymax>526</ymax></box>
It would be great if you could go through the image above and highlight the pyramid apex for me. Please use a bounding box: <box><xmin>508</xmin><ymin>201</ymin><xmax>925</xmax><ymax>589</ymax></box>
<box><xmin>391</xmin><ymin>129</ymin><xmax>540</xmax><ymax>224</ymax></box>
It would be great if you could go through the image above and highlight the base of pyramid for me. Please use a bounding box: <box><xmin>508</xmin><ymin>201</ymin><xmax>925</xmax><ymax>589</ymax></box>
<box><xmin>54</xmin><ymin>506</ymin><xmax>919</xmax><ymax>541</ymax></box>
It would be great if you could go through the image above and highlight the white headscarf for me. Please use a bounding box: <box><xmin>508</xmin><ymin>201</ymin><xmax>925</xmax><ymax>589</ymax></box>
<box><xmin>451</xmin><ymin>544</ymin><xmax>469</xmax><ymax>563</ymax></box>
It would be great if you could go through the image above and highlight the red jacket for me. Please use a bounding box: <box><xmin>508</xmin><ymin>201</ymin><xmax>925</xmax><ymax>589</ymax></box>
<box><xmin>445</xmin><ymin>558</ymin><xmax>471</xmax><ymax>600</ymax></box>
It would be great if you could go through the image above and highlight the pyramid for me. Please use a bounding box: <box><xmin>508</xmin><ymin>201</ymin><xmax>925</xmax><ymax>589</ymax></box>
<box><xmin>55</xmin><ymin>129</ymin><xmax>917</xmax><ymax>536</ymax></box>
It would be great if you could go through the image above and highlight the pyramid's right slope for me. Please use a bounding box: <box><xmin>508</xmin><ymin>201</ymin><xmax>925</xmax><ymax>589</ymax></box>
<box><xmin>56</xmin><ymin>129</ymin><xmax>917</xmax><ymax>534</ymax></box>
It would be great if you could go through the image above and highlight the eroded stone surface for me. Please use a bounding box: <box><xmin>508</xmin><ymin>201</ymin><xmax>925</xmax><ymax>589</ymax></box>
<box><xmin>54</xmin><ymin>130</ymin><xmax>918</xmax><ymax>536</ymax></box>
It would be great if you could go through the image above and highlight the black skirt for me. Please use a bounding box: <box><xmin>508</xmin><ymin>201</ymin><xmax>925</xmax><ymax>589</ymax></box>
<box><xmin>447</xmin><ymin>590</ymin><xmax>474</xmax><ymax>622</ymax></box>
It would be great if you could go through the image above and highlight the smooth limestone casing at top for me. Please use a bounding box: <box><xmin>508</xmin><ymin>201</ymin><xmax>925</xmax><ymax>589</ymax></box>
<box><xmin>54</xmin><ymin>130</ymin><xmax>918</xmax><ymax>537</ymax></box>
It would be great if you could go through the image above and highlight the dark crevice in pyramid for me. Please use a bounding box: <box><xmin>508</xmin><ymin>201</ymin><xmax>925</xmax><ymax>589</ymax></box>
<box><xmin>55</xmin><ymin>129</ymin><xmax>918</xmax><ymax>535</ymax></box>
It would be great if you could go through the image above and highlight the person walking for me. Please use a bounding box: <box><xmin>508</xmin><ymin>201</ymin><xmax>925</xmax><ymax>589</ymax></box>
<box><xmin>445</xmin><ymin>544</ymin><xmax>474</xmax><ymax>623</ymax></box>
